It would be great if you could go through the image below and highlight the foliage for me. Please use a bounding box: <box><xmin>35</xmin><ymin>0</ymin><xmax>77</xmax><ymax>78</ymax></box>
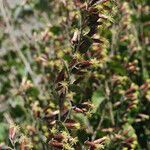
<box><xmin>0</xmin><ymin>0</ymin><xmax>150</xmax><ymax>149</ymax></box>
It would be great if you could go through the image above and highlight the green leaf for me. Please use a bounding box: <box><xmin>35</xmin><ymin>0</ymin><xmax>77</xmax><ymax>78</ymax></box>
<box><xmin>108</xmin><ymin>61</ymin><xmax>126</xmax><ymax>75</ymax></box>
<box><xmin>0</xmin><ymin>123</ymin><xmax>7</xmax><ymax>142</ymax></box>
<box><xmin>74</xmin><ymin>113</ymin><xmax>87</xmax><ymax>125</ymax></box>
<box><xmin>123</xmin><ymin>123</ymin><xmax>137</xmax><ymax>138</ymax></box>
<box><xmin>92</xmin><ymin>88</ymin><xmax>105</xmax><ymax>112</ymax></box>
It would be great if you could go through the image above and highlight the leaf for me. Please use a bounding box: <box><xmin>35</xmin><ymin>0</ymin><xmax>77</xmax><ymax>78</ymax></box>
<box><xmin>74</xmin><ymin>113</ymin><xmax>87</xmax><ymax>125</ymax></box>
<box><xmin>0</xmin><ymin>123</ymin><xmax>7</xmax><ymax>142</ymax></box>
<box><xmin>91</xmin><ymin>88</ymin><xmax>105</xmax><ymax>112</ymax></box>
<box><xmin>123</xmin><ymin>123</ymin><xmax>137</xmax><ymax>138</ymax></box>
<box><xmin>108</xmin><ymin>61</ymin><xmax>126</xmax><ymax>75</ymax></box>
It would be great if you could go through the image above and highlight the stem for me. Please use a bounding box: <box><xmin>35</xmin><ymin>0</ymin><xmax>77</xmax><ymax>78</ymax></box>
<box><xmin>105</xmin><ymin>81</ymin><xmax>115</xmax><ymax>126</ymax></box>
<box><xmin>92</xmin><ymin>110</ymin><xmax>105</xmax><ymax>140</ymax></box>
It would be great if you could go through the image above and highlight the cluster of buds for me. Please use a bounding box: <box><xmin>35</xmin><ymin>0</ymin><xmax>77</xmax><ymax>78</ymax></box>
<box><xmin>135</xmin><ymin>113</ymin><xmax>149</xmax><ymax>123</ymax></box>
<box><xmin>49</xmin><ymin>131</ymin><xmax>78</xmax><ymax>150</ymax></box>
<box><xmin>92</xmin><ymin>35</ymin><xmax>109</xmax><ymax>64</ymax></box>
<box><xmin>119</xmin><ymin>2</ymin><xmax>132</xmax><ymax>30</ymax></box>
<box><xmin>9</xmin><ymin>124</ymin><xmax>20</xmax><ymax>141</ymax></box>
<box><xmin>31</xmin><ymin>101</ymin><xmax>43</xmax><ymax>118</ymax></box>
<box><xmin>107</xmin><ymin>125</ymin><xmax>138</xmax><ymax>149</ymax></box>
<box><xmin>119</xmin><ymin>2</ymin><xmax>141</xmax><ymax>54</ymax></box>
<box><xmin>85</xmin><ymin>136</ymin><xmax>110</xmax><ymax>150</ymax></box>
<box><xmin>64</xmin><ymin>119</ymin><xmax>80</xmax><ymax>129</ymax></box>
<box><xmin>42</xmin><ymin>0</ymin><xmax>116</xmax><ymax>149</ymax></box>
<box><xmin>140</xmin><ymin>79</ymin><xmax>150</xmax><ymax>102</ymax></box>
<box><xmin>112</xmin><ymin>75</ymin><xmax>128</xmax><ymax>86</ymax></box>
<box><xmin>124</xmin><ymin>60</ymin><xmax>139</xmax><ymax>74</ymax></box>
<box><xmin>17</xmin><ymin>77</ymin><xmax>33</xmax><ymax>94</ymax></box>
<box><xmin>113</xmin><ymin>82</ymin><xmax>139</xmax><ymax>120</ymax></box>
<box><xmin>121</xmin><ymin>127</ymin><xmax>138</xmax><ymax>150</ymax></box>
<box><xmin>43</xmin><ymin>105</ymin><xmax>84</xmax><ymax>129</ymax></box>
<box><xmin>69</xmin><ymin>58</ymin><xmax>92</xmax><ymax>75</ymax></box>
<box><xmin>122</xmin><ymin>137</ymin><xmax>137</xmax><ymax>149</ymax></box>
<box><xmin>73</xmin><ymin>0</ymin><xmax>114</xmax><ymax>60</ymax></box>
<box><xmin>19</xmin><ymin>135</ymin><xmax>33</xmax><ymax>150</ymax></box>
<box><xmin>111</xmin><ymin>75</ymin><xmax>129</xmax><ymax>102</ymax></box>
<box><xmin>43</xmin><ymin>109</ymin><xmax>60</xmax><ymax>126</ymax></box>
<box><xmin>72</xmin><ymin>101</ymin><xmax>93</xmax><ymax>115</ymax></box>
<box><xmin>55</xmin><ymin>69</ymin><xmax>69</xmax><ymax>112</ymax></box>
<box><xmin>124</xmin><ymin>83</ymin><xmax>139</xmax><ymax>112</ymax></box>
<box><xmin>9</xmin><ymin>125</ymin><xmax>34</xmax><ymax>150</ymax></box>
<box><xmin>53</xmin><ymin>0</ymin><xmax>115</xmax><ymax>109</ymax></box>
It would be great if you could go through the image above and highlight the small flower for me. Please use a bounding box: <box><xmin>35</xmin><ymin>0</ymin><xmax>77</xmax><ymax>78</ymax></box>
<box><xmin>50</xmin><ymin>127</ymin><xmax>57</xmax><ymax>134</ymax></box>
<box><xmin>71</xmin><ymin>137</ymin><xmax>78</xmax><ymax>145</ymax></box>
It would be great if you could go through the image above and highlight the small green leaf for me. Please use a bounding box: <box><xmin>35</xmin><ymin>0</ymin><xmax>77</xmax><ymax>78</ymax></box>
<box><xmin>92</xmin><ymin>89</ymin><xmax>105</xmax><ymax>112</ymax></box>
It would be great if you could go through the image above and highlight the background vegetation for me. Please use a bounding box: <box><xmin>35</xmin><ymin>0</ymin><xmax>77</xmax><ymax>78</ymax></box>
<box><xmin>0</xmin><ymin>0</ymin><xmax>150</xmax><ymax>149</ymax></box>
